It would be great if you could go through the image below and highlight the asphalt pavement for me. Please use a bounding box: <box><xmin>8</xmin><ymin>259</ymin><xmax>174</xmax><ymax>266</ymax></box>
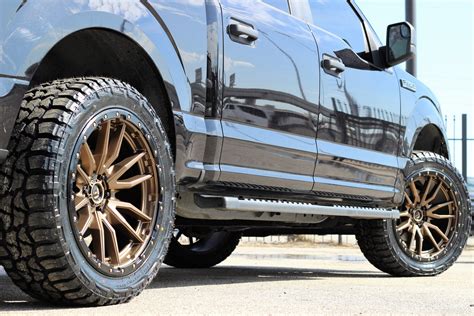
<box><xmin>0</xmin><ymin>240</ymin><xmax>473</xmax><ymax>315</ymax></box>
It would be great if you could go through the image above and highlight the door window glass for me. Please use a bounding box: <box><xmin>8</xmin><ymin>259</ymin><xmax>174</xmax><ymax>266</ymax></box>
<box><xmin>309</xmin><ymin>0</ymin><xmax>367</xmax><ymax>54</ymax></box>
<box><xmin>261</xmin><ymin>0</ymin><xmax>290</xmax><ymax>13</ymax></box>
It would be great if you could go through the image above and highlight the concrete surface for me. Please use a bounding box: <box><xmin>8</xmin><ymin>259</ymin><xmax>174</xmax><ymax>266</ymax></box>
<box><xmin>0</xmin><ymin>241</ymin><xmax>473</xmax><ymax>315</ymax></box>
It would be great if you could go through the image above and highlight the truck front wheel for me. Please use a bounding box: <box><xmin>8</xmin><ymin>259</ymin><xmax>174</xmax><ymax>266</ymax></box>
<box><xmin>356</xmin><ymin>151</ymin><xmax>471</xmax><ymax>276</ymax></box>
<box><xmin>0</xmin><ymin>77</ymin><xmax>175</xmax><ymax>305</ymax></box>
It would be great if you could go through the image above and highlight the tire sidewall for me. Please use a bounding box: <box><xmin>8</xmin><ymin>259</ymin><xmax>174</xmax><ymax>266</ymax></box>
<box><xmin>385</xmin><ymin>155</ymin><xmax>471</xmax><ymax>273</ymax></box>
<box><xmin>55</xmin><ymin>87</ymin><xmax>175</xmax><ymax>293</ymax></box>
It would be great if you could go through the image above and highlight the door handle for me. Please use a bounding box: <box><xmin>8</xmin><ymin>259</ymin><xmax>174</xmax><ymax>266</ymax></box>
<box><xmin>227</xmin><ymin>21</ymin><xmax>259</xmax><ymax>45</ymax></box>
<box><xmin>322</xmin><ymin>54</ymin><xmax>346</xmax><ymax>76</ymax></box>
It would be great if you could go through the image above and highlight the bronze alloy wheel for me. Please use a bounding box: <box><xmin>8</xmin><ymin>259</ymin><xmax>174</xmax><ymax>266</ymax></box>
<box><xmin>395</xmin><ymin>171</ymin><xmax>459</xmax><ymax>261</ymax></box>
<box><xmin>357</xmin><ymin>152</ymin><xmax>470</xmax><ymax>276</ymax></box>
<box><xmin>72</xmin><ymin>111</ymin><xmax>159</xmax><ymax>275</ymax></box>
<box><xmin>0</xmin><ymin>78</ymin><xmax>175</xmax><ymax>305</ymax></box>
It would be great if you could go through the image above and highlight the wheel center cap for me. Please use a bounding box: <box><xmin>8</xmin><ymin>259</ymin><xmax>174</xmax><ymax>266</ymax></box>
<box><xmin>412</xmin><ymin>209</ymin><xmax>424</xmax><ymax>222</ymax></box>
<box><xmin>90</xmin><ymin>182</ymin><xmax>105</xmax><ymax>205</ymax></box>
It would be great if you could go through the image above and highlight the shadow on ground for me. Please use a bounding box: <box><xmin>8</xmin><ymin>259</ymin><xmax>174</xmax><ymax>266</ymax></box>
<box><xmin>0</xmin><ymin>265</ymin><xmax>386</xmax><ymax>311</ymax></box>
<box><xmin>151</xmin><ymin>265</ymin><xmax>387</xmax><ymax>290</ymax></box>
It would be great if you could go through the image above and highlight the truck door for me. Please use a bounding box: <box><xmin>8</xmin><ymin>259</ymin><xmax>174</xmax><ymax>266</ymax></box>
<box><xmin>305</xmin><ymin>0</ymin><xmax>402</xmax><ymax>202</ymax></box>
<box><xmin>218</xmin><ymin>0</ymin><xmax>320</xmax><ymax>191</ymax></box>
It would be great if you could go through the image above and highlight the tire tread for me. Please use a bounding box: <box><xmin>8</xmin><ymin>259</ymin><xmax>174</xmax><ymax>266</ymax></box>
<box><xmin>356</xmin><ymin>151</ymin><xmax>472</xmax><ymax>276</ymax></box>
<box><xmin>0</xmin><ymin>77</ymin><xmax>175</xmax><ymax>305</ymax></box>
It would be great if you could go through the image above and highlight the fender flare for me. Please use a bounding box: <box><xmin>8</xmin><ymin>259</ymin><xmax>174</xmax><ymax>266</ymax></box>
<box><xmin>392</xmin><ymin>97</ymin><xmax>448</xmax><ymax>205</ymax></box>
<box><xmin>3</xmin><ymin>9</ymin><xmax>191</xmax><ymax>113</ymax></box>
<box><xmin>401</xmin><ymin>97</ymin><xmax>449</xmax><ymax>162</ymax></box>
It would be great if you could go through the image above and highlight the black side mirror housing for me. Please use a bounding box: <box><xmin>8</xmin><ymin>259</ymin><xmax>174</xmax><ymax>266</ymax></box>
<box><xmin>384</xmin><ymin>22</ymin><xmax>416</xmax><ymax>67</ymax></box>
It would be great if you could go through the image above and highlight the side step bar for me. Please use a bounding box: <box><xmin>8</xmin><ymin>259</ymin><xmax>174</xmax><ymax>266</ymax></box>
<box><xmin>195</xmin><ymin>195</ymin><xmax>400</xmax><ymax>220</ymax></box>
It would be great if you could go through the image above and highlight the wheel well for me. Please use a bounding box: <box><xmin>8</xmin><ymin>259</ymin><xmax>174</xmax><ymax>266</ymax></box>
<box><xmin>413</xmin><ymin>124</ymin><xmax>449</xmax><ymax>158</ymax></box>
<box><xmin>30</xmin><ymin>28</ymin><xmax>176</xmax><ymax>156</ymax></box>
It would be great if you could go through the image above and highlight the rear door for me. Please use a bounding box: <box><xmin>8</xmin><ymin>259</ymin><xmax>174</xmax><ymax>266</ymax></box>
<box><xmin>303</xmin><ymin>0</ymin><xmax>402</xmax><ymax>201</ymax></box>
<box><xmin>218</xmin><ymin>0</ymin><xmax>321</xmax><ymax>191</ymax></box>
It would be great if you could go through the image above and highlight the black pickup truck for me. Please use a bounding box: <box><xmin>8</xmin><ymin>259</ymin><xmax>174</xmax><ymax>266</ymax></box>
<box><xmin>0</xmin><ymin>0</ymin><xmax>471</xmax><ymax>306</ymax></box>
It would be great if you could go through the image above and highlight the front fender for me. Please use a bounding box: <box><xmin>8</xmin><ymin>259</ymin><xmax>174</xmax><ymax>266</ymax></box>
<box><xmin>0</xmin><ymin>1</ymin><xmax>191</xmax><ymax>113</ymax></box>
<box><xmin>401</xmin><ymin>97</ymin><xmax>449</xmax><ymax>160</ymax></box>
<box><xmin>0</xmin><ymin>1</ymin><xmax>219</xmax><ymax>184</ymax></box>
<box><xmin>391</xmin><ymin>97</ymin><xmax>448</xmax><ymax>205</ymax></box>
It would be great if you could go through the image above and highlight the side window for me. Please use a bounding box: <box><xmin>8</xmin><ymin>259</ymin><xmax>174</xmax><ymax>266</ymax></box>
<box><xmin>261</xmin><ymin>0</ymin><xmax>290</xmax><ymax>13</ymax></box>
<box><xmin>308</xmin><ymin>0</ymin><xmax>367</xmax><ymax>54</ymax></box>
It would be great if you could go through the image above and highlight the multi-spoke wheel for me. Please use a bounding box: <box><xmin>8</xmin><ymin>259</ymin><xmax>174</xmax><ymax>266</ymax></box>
<box><xmin>356</xmin><ymin>151</ymin><xmax>471</xmax><ymax>276</ymax></box>
<box><xmin>72</xmin><ymin>116</ymin><xmax>160</xmax><ymax>274</ymax></box>
<box><xmin>164</xmin><ymin>229</ymin><xmax>241</xmax><ymax>268</ymax></box>
<box><xmin>0</xmin><ymin>78</ymin><xmax>175</xmax><ymax>306</ymax></box>
<box><xmin>395</xmin><ymin>174</ymin><xmax>457</xmax><ymax>259</ymax></box>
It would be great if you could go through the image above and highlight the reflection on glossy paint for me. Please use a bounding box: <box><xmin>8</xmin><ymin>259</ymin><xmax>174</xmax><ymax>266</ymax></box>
<box><xmin>317</xmin><ymin>88</ymin><xmax>400</xmax><ymax>153</ymax></box>
<box><xmin>0</xmin><ymin>0</ymin><xmax>448</xmax><ymax>208</ymax></box>
<box><xmin>219</xmin><ymin>0</ymin><xmax>319</xmax><ymax>191</ymax></box>
<box><xmin>309</xmin><ymin>20</ymin><xmax>402</xmax><ymax>200</ymax></box>
<box><xmin>74</xmin><ymin>0</ymin><xmax>148</xmax><ymax>22</ymax></box>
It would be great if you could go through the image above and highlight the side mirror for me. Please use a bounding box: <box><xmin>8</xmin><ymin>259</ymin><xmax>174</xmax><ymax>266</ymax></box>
<box><xmin>385</xmin><ymin>22</ymin><xmax>416</xmax><ymax>67</ymax></box>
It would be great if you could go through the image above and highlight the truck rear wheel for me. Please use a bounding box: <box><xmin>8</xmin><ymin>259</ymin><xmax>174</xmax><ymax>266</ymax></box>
<box><xmin>356</xmin><ymin>151</ymin><xmax>471</xmax><ymax>276</ymax></box>
<box><xmin>164</xmin><ymin>230</ymin><xmax>240</xmax><ymax>268</ymax></box>
<box><xmin>0</xmin><ymin>77</ymin><xmax>175</xmax><ymax>305</ymax></box>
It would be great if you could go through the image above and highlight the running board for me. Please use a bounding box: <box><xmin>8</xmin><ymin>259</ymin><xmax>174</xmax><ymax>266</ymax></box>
<box><xmin>195</xmin><ymin>195</ymin><xmax>400</xmax><ymax>220</ymax></box>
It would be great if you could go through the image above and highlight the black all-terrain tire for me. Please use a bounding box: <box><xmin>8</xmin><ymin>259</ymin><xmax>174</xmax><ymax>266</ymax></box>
<box><xmin>356</xmin><ymin>151</ymin><xmax>472</xmax><ymax>276</ymax></box>
<box><xmin>0</xmin><ymin>77</ymin><xmax>175</xmax><ymax>305</ymax></box>
<box><xmin>164</xmin><ymin>231</ymin><xmax>240</xmax><ymax>268</ymax></box>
